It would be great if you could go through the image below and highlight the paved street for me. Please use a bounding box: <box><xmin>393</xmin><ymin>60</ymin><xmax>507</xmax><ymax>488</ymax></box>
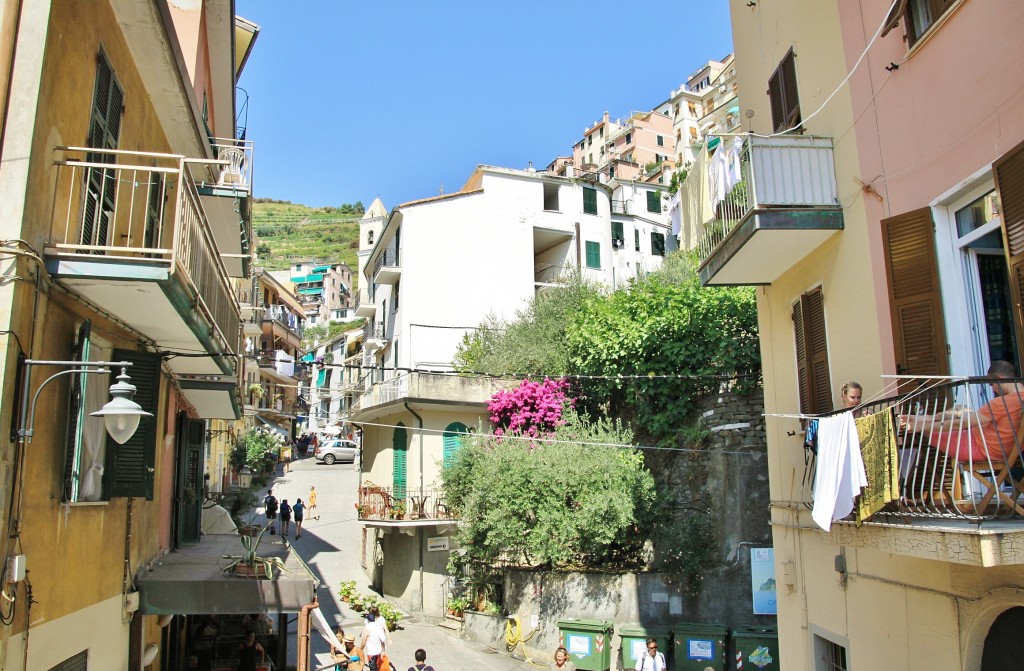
<box><xmin>252</xmin><ymin>453</ymin><xmax>539</xmax><ymax>671</ymax></box>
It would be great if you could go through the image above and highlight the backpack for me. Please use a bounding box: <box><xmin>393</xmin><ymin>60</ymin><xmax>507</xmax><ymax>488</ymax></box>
<box><xmin>264</xmin><ymin>495</ymin><xmax>278</xmax><ymax>516</ymax></box>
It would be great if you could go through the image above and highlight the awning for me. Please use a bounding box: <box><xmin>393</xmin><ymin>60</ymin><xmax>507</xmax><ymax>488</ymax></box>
<box><xmin>256</xmin><ymin>415</ymin><xmax>289</xmax><ymax>438</ymax></box>
<box><xmin>137</xmin><ymin>534</ymin><xmax>317</xmax><ymax>614</ymax></box>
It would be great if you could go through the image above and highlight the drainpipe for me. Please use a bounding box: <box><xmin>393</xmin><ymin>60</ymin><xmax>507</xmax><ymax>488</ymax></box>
<box><xmin>404</xmin><ymin>401</ymin><xmax>425</xmax><ymax>613</ymax></box>
<box><xmin>297</xmin><ymin>598</ymin><xmax>317</xmax><ymax>671</ymax></box>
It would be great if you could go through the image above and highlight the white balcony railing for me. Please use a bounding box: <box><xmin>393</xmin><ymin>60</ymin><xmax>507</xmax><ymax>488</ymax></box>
<box><xmin>48</xmin><ymin>146</ymin><xmax>240</xmax><ymax>354</ymax></box>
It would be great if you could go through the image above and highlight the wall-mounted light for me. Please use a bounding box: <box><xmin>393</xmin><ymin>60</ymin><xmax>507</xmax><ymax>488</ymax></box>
<box><xmin>17</xmin><ymin>360</ymin><xmax>153</xmax><ymax>446</ymax></box>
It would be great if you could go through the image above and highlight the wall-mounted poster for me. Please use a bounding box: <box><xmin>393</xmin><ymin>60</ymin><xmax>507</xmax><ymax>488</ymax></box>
<box><xmin>751</xmin><ymin>547</ymin><xmax>777</xmax><ymax>615</ymax></box>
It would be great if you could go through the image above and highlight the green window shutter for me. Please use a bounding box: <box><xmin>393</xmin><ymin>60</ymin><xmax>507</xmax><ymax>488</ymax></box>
<box><xmin>585</xmin><ymin>241</ymin><xmax>601</xmax><ymax>269</ymax></box>
<box><xmin>83</xmin><ymin>51</ymin><xmax>124</xmax><ymax>249</ymax></box>
<box><xmin>611</xmin><ymin>221</ymin><xmax>623</xmax><ymax>243</ymax></box>
<box><xmin>105</xmin><ymin>349</ymin><xmax>160</xmax><ymax>500</ymax></box>
<box><xmin>635</xmin><ymin>229</ymin><xmax>640</xmax><ymax>251</ymax></box>
<box><xmin>651</xmin><ymin>232</ymin><xmax>666</xmax><ymax>256</ymax></box>
<box><xmin>443</xmin><ymin>422</ymin><xmax>469</xmax><ymax>468</ymax></box>
<box><xmin>62</xmin><ymin>320</ymin><xmax>92</xmax><ymax>503</ymax></box>
<box><xmin>317</xmin><ymin>369</ymin><xmax>327</xmax><ymax>387</ymax></box>
<box><xmin>175</xmin><ymin>413</ymin><xmax>204</xmax><ymax>546</ymax></box>
<box><xmin>583</xmin><ymin>187</ymin><xmax>598</xmax><ymax>215</ymax></box>
<box><xmin>392</xmin><ymin>423</ymin><xmax>407</xmax><ymax>498</ymax></box>
<box><xmin>647</xmin><ymin>191</ymin><xmax>660</xmax><ymax>213</ymax></box>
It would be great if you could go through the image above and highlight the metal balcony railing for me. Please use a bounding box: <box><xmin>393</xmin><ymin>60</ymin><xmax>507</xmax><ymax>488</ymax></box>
<box><xmin>204</xmin><ymin>137</ymin><xmax>254</xmax><ymax>192</ymax></box>
<box><xmin>264</xmin><ymin>305</ymin><xmax>303</xmax><ymax>337</ymax></box>
<box><xmin>357</xmin><ymin>484</ymin><xmax>455</xmax><ymax>522</ymax></box>
<box><xmin>373</xmin><ymin>248</ymin><xmax>400</xmax><ymax>277</ymax></box>
<box><xmin>49</xmin><ymin>146</ymin><xmax>239</xmax><ymax>354</ymax></box>
<box><xmin>803</xmin><ymin>377</ymin><xmax>1024</xmax><ymax>523</ymax></box>
<box><xmin>678</xmin><ymin>135</ymin><xmax>839</xmax><ymax>262</ymax></box>
<box><xmin>611</xmin><ymin>199</ymin><xmax>632</xmax><ymax>215</ymax></box>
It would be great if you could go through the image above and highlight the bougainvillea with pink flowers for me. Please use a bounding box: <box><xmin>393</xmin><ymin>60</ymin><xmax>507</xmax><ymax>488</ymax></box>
<box><xmin>488</xmin><ymin>378</ymin><xmax>573</xmax><ymax>437</ymax></box>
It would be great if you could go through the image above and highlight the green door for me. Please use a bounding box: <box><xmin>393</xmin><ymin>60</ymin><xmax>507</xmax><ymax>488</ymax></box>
<box><xmin>443</xmin><ymin>422</ymin><xmax>469</xmax><ymax>468</ymax></box>
<box><xmin>392</xmin><ymin>423</ymin><xmax>407</xmax><ymax>499</ymax></box>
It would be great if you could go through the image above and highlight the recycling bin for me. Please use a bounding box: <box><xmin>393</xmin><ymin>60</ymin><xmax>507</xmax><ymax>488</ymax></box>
<box><xmin>731</xmin><ymin>625</ymin><xmax>779</xmax><ymax>671</ymax></box>
<box><xmin>671</xmin><ymin>622</ymin><xmax>728</xmax><ymax>671</ymax></box>
<box><xmin>618</xmin><ymin>624</ymin><xmax>670</xmax><ymax>670</ymax></box>
<box><xmin>557</xmin><ymin>619</ymin><xmax>614</xmax><ymax>671</ymax></box>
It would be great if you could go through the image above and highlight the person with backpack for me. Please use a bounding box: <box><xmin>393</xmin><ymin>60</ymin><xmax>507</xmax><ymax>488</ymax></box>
<box><xmin>407</xmin><ymin>648</ymin><xmax>435</xmax><ymax>671</ymax></box>
<box><xmin>279</xmin><ymin>499</ymin><xmax>292</xmax><ymax>537</ymax></box>
<box><xmin>634</xmin><ymin>638</ymin><xmax>666</xmax><ymax>671</ymax></box>
<box><xmin>292</xmin><ymin>498</ymin><xmax>305</xmax><ymax>538</ymax></box>
<box><xmin>263</xmin><ymin>490</ymin><xmax>278</xmax><ymax>534</ymax></box>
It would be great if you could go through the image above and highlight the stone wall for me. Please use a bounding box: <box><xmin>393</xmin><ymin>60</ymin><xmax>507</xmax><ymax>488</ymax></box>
<box><xmin>458</xmin><ymin>387</ymin><xmax>776</xmax><ymax>667</ymax></box>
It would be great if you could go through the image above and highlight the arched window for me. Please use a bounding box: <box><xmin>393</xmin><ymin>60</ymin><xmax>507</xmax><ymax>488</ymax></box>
<box><xmin>443</xmin><ymin>422</ymin><xmax>469</xmax><ymax>468</ymax></box>
<box><xmin>367</xmin><ymin>230</ymin><xmax>374</xmax><ymax>246</ymax></box>
<box><xmin>392</xmin><ymin>423</ymin><xmax>407</xmax><ymax>498</ymax></box>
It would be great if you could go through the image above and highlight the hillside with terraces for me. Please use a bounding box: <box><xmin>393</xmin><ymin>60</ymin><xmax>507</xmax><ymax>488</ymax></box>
<box><xmin>252</xmin><ymin>199</ymin><xmax>363</xmax><ymax>276</ymax></box>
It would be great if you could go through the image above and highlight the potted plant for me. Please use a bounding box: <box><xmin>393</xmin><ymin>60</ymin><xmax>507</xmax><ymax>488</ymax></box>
<box><xmin>350</xmin><ymin>595</ymin><xmax>365</xmax><ymax>612</ymax></box>
<box><xmin>339</xmin><ymin>580</ymin><xmax>357</xmax><ymax>602</ymax></box>
<box><xmin>390</xmin><ymin>500</ymin><xmax>406</xmax><ymax>520</ymax></box>
<box><xmin>447</xmin><ymin>597</ymin><xmax>467</xmax><ymax>618</ymax></box>
<box><xmin>222</xmin><ymin>522</ymin><xmax>286</xmax><ymax>579</ymax></box>
<box><xmin>378</xmin><ymin>601</ymin><xmax>403</xmax><ymax>631</ymax></box>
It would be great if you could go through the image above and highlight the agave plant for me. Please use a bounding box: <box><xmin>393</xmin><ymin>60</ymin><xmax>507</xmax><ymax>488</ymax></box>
<box><xmin>222</xmin><ymin>521</ymin><xmax>288</xmax><ymax>579</ymax></box>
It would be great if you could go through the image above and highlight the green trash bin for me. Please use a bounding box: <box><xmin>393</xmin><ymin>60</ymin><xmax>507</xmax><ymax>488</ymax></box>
<box><xmin>671</xmin><ymin>622</ymin><xmax>728</xmax><ymax>671</ymax></box>
<box><xmin>619</xmin><ymin>624</ymin><xmax>670</xmax><ymax>670</ymax></box>
<box><xmin>557</xmin><ymin>619</ymin><xmax>614</xmax><ymax>671</ymax></box>
<box><xmin>731</xmin><ymin>625</ymin><xmax>779</xmax><ymax>671</ymax></box>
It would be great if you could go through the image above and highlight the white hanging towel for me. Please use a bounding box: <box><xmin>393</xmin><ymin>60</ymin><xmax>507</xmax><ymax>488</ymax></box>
<box><xmin>812</xmin><ymin>412</ymin><xmax>867</xmax><ymax>531</ymax></box>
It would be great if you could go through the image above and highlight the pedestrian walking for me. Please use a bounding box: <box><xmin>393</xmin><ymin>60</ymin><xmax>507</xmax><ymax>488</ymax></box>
<box><xmin>360</xmin><ymin>607</ymin><xmax>392</xmax><ymax>670</ymax></box>
<box><xmin>634</xmin><ymin>638</ymin><xmax>666</xmax><ymax>671</ymax></box>
<box><xmin>262</xmin><ymin>490</ymin><xmax>278</xmax><ymax>534</ymax></box>
<box><xmin>236</xmin><ymin>631</ymin><xmax>266</xmax><ymax>671</ymax></box>
<box><xmin>308</xmin><ymin>485</ymin><xmax>319</xmax><ymax>520</ymax></box>
<box><xmin>407</xmin><ymin>648</ymin><xmax>435</xmax><ymax>671</ymax></box>
<box><xmin>279</xmin><ymin>498</ymin><xmax>292</xmax><ymax>536</ymax></box>
<box><xmin>293</xmin><ymin>498</ymin><xmax>305</xmax><ymax>538</ymax></box>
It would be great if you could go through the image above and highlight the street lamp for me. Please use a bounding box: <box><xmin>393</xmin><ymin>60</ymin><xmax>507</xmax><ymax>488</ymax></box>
<box><xmin>17</xmin><ymin>360</ymin><xmax>153</xmax><ymax>446</ymax></box>
<box><xmin>238</xmin><ymin>465</ymin><xmax>253</xmax><ymax>489</ymax></box>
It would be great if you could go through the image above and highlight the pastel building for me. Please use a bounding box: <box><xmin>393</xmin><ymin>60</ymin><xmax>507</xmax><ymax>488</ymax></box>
<box><xmin>673</xmin><ymin>0</ymin><xmax>1024</xmax><ymax>669</ymax></box>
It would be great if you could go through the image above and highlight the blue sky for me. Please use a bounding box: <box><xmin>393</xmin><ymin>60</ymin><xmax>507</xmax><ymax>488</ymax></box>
<box><xmin>236</xmin><ymin>2</ymin><xmax>734</xmax><ymax>209</ymax></box>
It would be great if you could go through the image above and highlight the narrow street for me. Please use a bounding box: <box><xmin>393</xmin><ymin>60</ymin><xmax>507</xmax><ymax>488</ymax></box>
<box><xmin>254</xmin><ymin>453</ymin><xmax>539</xmax><ymax>671</ymax></box>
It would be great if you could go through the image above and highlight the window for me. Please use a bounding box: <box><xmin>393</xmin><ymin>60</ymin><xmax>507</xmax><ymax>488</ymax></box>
<box><xmin>583</xmin><ymin>187</ymin><xmax>598</xmax><ymax>215</ymax></box>
<box><xmin>813</xmin><ymin>635</ymin><xmax>847</xmax><ymax>671</ymax></box>
<box><xmin>882</xmin><ymin>0</ymin><xmax>956</xmax><ymax>46</ymax></box>
<box><xmin>657</xmin><ymin>135</ymin><xmax>664</xmax><ymax>147</ymax></box>
<box><xmin>611</xmin><ymin>221</ymin><xmax>624</xmax><ymax>244</ymax></box>
<box><xmin>49</xmin><ymin>650</ymin><xmax>88</xmax><ymax>671</ymax></box>
<box><xmin>650</xmin><ymin>232</ymin><xmax>665</xmax><ymax>256</ymax></box>
<box><xmin>688</xmin><ymin>101</ymin><xmax>697</xmax><ymax>116</ymax></box>
<box><xmin>82</xmin><ymin>50</ymin><xmax>124</xmax><ymax>248</ymax></box>
<box><xmin>634</xmin><ymin>229</ymin><xmax>641</xmax><ymax>251</ymax></box>
<box><xmin>588</xmin><ymin>153</ymin><xmax>593</xmax><ymax>165</ymax></box>
<box><xmin>608</xmin><ymin>166</ymin><xmax>615</xmax><ymax>179</ymax></box>
<box><xmin>793</xmin><ymin>287</ymin><xmax>832</xmax><ymax>415</ymax></box>
<box><xmin>367</xmin><ymin>230</ymin><xmax>374</xmax><ymax>246</ymax></box>
<box><xmin>647</xmin><ymin>191</ymin><xmax>660</xmax><ymax>213</ymax></box>
<box><xmin>544</xmin><ymin>181</ymin><xmax>561</xmax><ymax>210</ymax></box>
<box><xmin>393</xmin><ymin>281</ymin><xmax>399</xmax><ymax>311</ymax></box>
<box><xmin>768</xmin><ymin>49</ymin><xmax>801</xmax><ymax>133</ymax></box>
<box><xmin>625</xmin><ymin>132</ymin><xmax>632</xmax><ymax>145</ymax></box>
<box><xmin>587</xmin><ymin>135</ymin><xmax>592</xmax><ymax>146</ymax></box>
<box><xmin>585</xmin><ymin>241</ymin><xmax>600</xmax><ymax>269</ymax></box>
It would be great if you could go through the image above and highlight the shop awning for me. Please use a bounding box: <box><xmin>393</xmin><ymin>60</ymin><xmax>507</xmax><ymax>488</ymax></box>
<box><xmin>137</xmin><ymin>534</ymin><xmax>317</xmax><ymax>614</ymax></box>
<box><xmin>256</xmin><ymin>415</ymin><xmax>289</xmax><ymax>438</ymax></box>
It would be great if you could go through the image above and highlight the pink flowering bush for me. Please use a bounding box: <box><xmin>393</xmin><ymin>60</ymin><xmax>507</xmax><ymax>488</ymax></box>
<box><xmin>489</xmin><ymin>378</ymin><xmax>573</xmax><ymax>437</ymax></box>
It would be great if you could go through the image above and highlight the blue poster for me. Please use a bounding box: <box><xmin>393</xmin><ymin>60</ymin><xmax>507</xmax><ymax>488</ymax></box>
<box><xmin>750</xmin><ymin>547</ymin><xmax>777</xmax><ymax>615</ymax></box>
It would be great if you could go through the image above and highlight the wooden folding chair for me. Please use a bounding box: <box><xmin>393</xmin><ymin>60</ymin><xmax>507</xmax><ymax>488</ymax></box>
<box><xmin>958</xmin><ymin>415</ymin><xmax>1024</xmax><ymax>516</ymax></box>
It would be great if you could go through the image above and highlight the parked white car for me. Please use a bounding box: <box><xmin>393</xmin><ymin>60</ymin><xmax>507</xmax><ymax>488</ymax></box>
<box><xmin>314</xmin><ymin>439</ymin><xmax>359</xmax><ymax>465</ymax></box>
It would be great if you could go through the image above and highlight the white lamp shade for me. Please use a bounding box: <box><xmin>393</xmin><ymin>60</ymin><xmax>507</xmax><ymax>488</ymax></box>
<box><xmin>142</xmin><ymin>643</ymin><xmax>159</xmax><ymax>666</ymax></box>
<box><xmin>89</xmin><ymin>369</ymin><xmax>153</xmax><ymax>444</ymax></box>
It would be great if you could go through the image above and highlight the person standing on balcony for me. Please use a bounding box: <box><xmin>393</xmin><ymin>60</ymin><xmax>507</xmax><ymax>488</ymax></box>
<box><xmin>840</xmin><ymin>381</ymin><xmax>862</xmax><ymax>409</ymax></box>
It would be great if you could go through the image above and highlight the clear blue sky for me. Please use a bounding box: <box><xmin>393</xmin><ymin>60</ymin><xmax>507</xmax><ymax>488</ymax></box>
<box><xmin>236</xmin><ymin>2</ymin><xmax>734</xmax><ymax>209</ymax></box>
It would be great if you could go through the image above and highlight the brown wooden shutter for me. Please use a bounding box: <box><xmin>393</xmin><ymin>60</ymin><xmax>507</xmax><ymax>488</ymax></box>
<box><xmin>794</xmin><ymin>287</ymin><xmax>831</xmax><ymax>415</ymax></box>
<box><xmin>768</xmin><ymin>49</ymin><xmax>801</xmax><ymax>133</ymax></box>
<box><xmin>994</xmin><ymin>139</ymin><xmax>1024</xmax><ymax>367</ymax></box>
<box><xmin>881</xmin><ymin>208</ymin><xmax>949</xmax><ymax>383</ymax></box>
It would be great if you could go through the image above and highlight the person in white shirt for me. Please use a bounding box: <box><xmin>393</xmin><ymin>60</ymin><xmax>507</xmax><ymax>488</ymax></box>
<box><xmin>360</xmin><ymin>606</ymin><xmax>392</xmax><ymax>669</ymax></box>
<box><xmin>634</xmin><ymin>638</ymin><xmax>666</xmax><ymax>671</ymax></box>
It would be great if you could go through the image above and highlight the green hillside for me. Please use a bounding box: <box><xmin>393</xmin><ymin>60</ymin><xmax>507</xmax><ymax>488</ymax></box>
<box><xmin>252</xmin><ymin>199</ymin><xmax>363</xmax><ymax>278</ymax></box>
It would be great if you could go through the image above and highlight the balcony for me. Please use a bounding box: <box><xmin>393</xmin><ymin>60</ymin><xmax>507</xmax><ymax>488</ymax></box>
<box><xmin>357</xmin><ymin>484</ymin><xmax>456</xmax><ymax>527</ymax></box>
<box><xmin>44</xmin><ymin>147</ymin><xmax>242</xmax><ymax>417</ymax></box>
<box><xmin>350</xmin><ymin>371</ymin><xmax>504</xmax><ymax>420</ymax></box>
<box><xmin>679</xmin><ymin>135</ymin><xmax>843</xmax><ymax>286</ymax></box>
<box><xmin>801</xmin><ymin>377</ymin><xmax>1024</xmax><ymax>566</ymax></box>
<box><xmin>354</xmin><ymin>289</ymin><xmax>376</xmax><ymax>317</ymax></box>
<box><xmin>194</xmin><ymin>138</ymin><xmax>255</xmax><ymax>279</ymax></box>
<box><xmin>373</xmin><ymin>248</ymin><xmax>401</xmax><ymax>285</ymax></box>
